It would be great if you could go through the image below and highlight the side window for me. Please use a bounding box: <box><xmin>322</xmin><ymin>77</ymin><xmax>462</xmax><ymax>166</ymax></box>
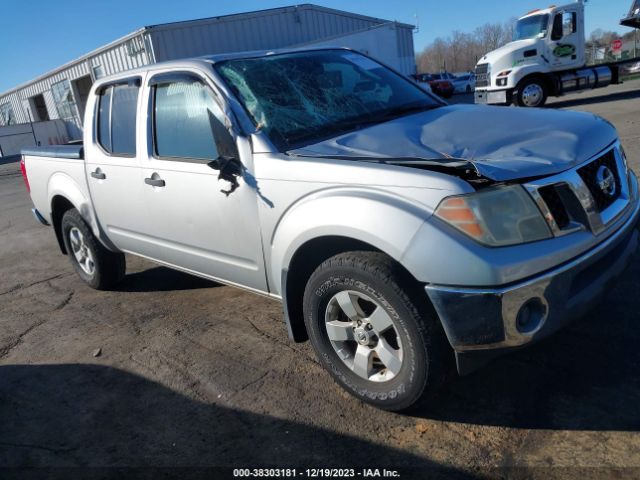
<box><xmin>552</xmin><ymin>12</ymin><xmax>576</xmax><ymax>40</ymax></box>
<box><xmin>562</xmin><ymin>12</ymin><xmax>576</xmax><ymax>37</ymax></box>
<box><xmin>0</xmin><ymin>102</ymin><xmax>16</xmax><ymax>126</ymax></box>
<box><xmin>551</xmin><ymin>14</ymin><xmax>563</xmax><ymax>40</ymax></box>
<box><xmin>97</xmin><ymin>88</ymin><xmax>112</xmax><ymax>152</ymax></box>
<box><xmin>153</xmin><ymin>80</ymin><xmax>231</xmax><ymax>161</ymax></box>
<box><xmin>95</xmin><ymin>81</ymin><xmax>139</xmax><ymax>156</ymax></box>
<box><xmin>111</xmin><ymin>84</ymin><xmax>138</xmax><ymax>155</ymax></box>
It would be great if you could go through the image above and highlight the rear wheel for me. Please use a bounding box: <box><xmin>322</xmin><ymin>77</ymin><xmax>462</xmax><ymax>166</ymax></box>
<box><xmin>515</xmin><ymin>77</ymin><xmax>548</xmax><ymax>107</ymax></box>
<box><xmin>61</xmin><ymin>209</ymin><xmax>125</xmax><ymax>290</ymax></box>
<box><xmin>303</xmin><ymin>252</ymin><xmax>449</xmax><ymax>411</ymax></box>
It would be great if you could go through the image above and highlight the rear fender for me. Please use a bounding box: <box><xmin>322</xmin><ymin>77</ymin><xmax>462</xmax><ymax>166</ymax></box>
<box><xmin>47</xmin><ymin>173</ymin><xmax>117</xmax><ymax>251</ymax></box>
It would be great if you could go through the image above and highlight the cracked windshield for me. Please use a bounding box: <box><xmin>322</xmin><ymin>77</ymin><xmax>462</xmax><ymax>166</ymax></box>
<box><xmin>216</xmin><ymin>49</ymin><xmax>440</xmax><ymax>150</ymax></box>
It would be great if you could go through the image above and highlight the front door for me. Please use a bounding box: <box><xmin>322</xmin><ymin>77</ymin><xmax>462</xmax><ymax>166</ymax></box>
<box><xmin>548</xmin><ymin>9</ymin><xmax>582</xmax><ymax>70</ymax></box>
<box><xmin>139</xmin><ymin>71</ymin><xmax>267</xmax><ymax>292</ymax></box>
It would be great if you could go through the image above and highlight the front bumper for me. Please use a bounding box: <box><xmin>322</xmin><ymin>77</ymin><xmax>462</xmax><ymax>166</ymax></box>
<box><xmin>475</xmin><ymin>88</ymin><xmax>512</xmax><ymax>105</ymax></box>
<box><xmin>426</xmin><ymin>197</ymin><xmax>640</xmax><ymax>372</ymax></box>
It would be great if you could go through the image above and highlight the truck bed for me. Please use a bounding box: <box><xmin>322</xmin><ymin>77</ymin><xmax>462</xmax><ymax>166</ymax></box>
<box><xmin>21</xmin><ymin>145</ymin><xmax>84</xmax><ymax>160</ymax></box>
<box><xmin>22</xmin><ymin>145</ymin><xmax>90</xmax><ymax>228</ymax></box>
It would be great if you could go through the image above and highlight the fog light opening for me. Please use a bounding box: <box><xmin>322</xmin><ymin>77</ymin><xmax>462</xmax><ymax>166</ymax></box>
<box><xmin>516</xmin><ymin>298</ymin><xmax>547</xmax><ymax>334</ymax></box>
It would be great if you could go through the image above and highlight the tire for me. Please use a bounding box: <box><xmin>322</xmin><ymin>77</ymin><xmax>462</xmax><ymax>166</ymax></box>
<box><xmin>302</xmin><ymin>252</ymin><xmax>449</xmax><ymax>411</ymax></box>
<box><xmin>61</xmin><ymin>208</ymin><xmax>126</xmax><ymax>290</ymax></box>
<box><xmin>514</xmin><ymin>77</ymin><xmax>548</xmax><ymax>107</ymax></box>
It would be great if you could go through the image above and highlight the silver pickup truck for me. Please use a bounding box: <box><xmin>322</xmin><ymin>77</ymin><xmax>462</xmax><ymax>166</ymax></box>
<box><xmin>21</xmin><ymin>48</ymin><xmax>639</xmax><ymax>411</ymax></box>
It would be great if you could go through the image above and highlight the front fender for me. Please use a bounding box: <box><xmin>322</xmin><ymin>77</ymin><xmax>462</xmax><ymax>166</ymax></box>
<box><xmin>506</xmin><ymin>64</ymin><xmax>553</xmax><ymax>89</ymax></box>
<box><xmin>269</xmin><ymin>187</ymin><xmax>431</xmax><ymax>296</ymax></box>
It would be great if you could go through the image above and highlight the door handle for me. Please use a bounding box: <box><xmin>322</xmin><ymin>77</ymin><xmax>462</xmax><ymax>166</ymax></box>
<box><xmin>91</xmin><ymin>170</ymin><xmax>106</xmax><ymax>180</ymax></box>
<box><xmin>145</xmin><ymin>177</ymin><xmax>166</xmax><ymax>187</ymax></box>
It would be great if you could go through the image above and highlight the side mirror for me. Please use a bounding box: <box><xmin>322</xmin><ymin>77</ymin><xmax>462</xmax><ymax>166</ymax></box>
<box><xmin>208</xmin><ymin>156</ymin><xmax>243</xmax><ymax>196</ymax></box>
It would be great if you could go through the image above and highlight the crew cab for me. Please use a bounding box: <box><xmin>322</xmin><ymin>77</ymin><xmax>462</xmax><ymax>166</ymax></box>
<box><xmin>21</xmin><ymin>48</ymin><xmax>640</xmax><ymax>411</ymax></box>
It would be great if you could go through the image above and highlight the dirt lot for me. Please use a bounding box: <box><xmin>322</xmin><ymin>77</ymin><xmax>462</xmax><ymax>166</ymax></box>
<box><xmin>1</xmin><ymin>80</ymin><xmax>640</xmax><ymax>478</ymax></box>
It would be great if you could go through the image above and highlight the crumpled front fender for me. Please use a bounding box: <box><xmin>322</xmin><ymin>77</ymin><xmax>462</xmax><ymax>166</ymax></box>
<box><xmin>269</xmin><ymin>186</ymin><xmax>432</xmax><ymax>296</ymax></box>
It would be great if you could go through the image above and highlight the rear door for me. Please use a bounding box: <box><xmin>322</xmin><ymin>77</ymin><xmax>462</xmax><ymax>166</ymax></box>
<box><xmin>85</xmin><ymin>78</ymin><xmax>149</xmax><ymax>254</ymax></box>
<box><xmin>139</xmin><ymin>70</ymin><xmax>267</xmax><ymax>292</ymax></box>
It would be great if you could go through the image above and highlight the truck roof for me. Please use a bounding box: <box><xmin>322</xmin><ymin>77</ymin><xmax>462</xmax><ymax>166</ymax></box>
<box><xmin>92</xmin><ymin>47</ymin><xmax>355</xmax><ymax>86</ymax></box>
<box><xmin>519</xmin><ymin>2</ymin><xmax>576</xmax><ymax>20</ymax></box>
<box><xmin>202</xmin><ymin>46</ymin><xmax>354</xmax><ymax>63</ymax></box>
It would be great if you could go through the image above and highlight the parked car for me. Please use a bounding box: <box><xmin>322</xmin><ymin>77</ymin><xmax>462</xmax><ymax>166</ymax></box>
<box><xmin>622</xmin><ymin>61</ymin><xmax>640</xmax><ymax>76</ymax></box>
<box><xmin>452</xmin><ymin>73</ymin><xmax>476</xmax><ymax>94</ymax></box>
<box><xmin>430</xmin><ymin>72</ymin><xmax>456</xmax><ymax>81</ymax></box>
<box><xmin>414</xmin><ymin>73</ymin><xmax>454</xmax><ymax>98</ymax></box>
<box><xmin>410</xmin><ymin>74</ymin><xmax>434</xmax><ymax>94</ymax></box>
<box><xmin>21</xmin><ymin>48</ymin><xmax>640</xmax><ymax>411</ymax></box>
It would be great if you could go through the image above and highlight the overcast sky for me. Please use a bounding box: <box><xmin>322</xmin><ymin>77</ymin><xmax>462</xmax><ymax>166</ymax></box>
<box><xmin>0</xmin><ymin>0</ymin><xmax>632</xmax><ymax>93</ymax></box>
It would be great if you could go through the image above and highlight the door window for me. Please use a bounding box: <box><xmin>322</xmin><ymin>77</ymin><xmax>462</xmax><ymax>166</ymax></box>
<box><xmin>0</xmin><ymin>102</ymin><xmax>16</xmax><ymax>126</ymax></box>
<box><xmin>153</xmin><ymin>79</ymin><xmax>233</xmax><ymax>161</ymax></box>
<box><xmin>552</xmin><ymin>12</ymin><xmax>576</xmax><ymax>40</ymax></box>
<box><xmin>96</xmin><ymin>81</ymin><xmax>139</xmax><ymax>156</ymax></box>
<box><xmin>51</xmin><ymin>79</ymin><xmax>79</xmax><ymax>123</ymax></box>
<box><xmin>562</xmin><ymin>12</ymin><xmax>576</xmax><ymax>36</ymax></box>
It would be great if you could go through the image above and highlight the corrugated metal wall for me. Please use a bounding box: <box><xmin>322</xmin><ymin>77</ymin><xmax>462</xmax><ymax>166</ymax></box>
<box><xmin>149</xmin><ymin>5</ymin><xmax>390</xmax><ymax>61</ymax></box>
<box><xmin>0</xmin><ymin>32</ymin><xmax>153</xmax><ymax>137</ymax></box>
<box><xmin>294</xmin><ymin>23</ymin><xmax>416</xmax><ymax>75</ymax></box>
<box><xmin>0</xmin><ymin>5</ymin><xmax>416</xmax><ymax>143</ymax></box>
<box><xmin>395</xmin><ymin>26</ymin><xmax>416</xmax><ymax>75</ymax></box>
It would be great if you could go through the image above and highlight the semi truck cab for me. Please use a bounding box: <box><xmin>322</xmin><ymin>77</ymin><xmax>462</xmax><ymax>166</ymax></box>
<box><xmin>475</xmin><ymin>0</ymin><xmax>635</xmax><ymax>107</ymax></box>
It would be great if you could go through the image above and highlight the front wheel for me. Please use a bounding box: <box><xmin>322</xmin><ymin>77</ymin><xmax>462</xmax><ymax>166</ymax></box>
<box><xmin>514</xmin><ymin>77</ymin><xmax>548</xmax><ymax>107</ymax></box>
<box><xmin>302</xmin><ymin>252</ymin><xmax>449</xmax><ymax>411</ymax></box>
<box><xmin>61</xmin><ymin>208</ymin><xmax>126</xmax><ymax>290</ymax></box>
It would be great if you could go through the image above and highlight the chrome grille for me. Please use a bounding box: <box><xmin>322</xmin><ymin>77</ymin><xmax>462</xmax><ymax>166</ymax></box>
<box><xmin>538</xmin><ymin>185</ymin><xmax>570</xmax><ymax>229</ymax></box>
<box><xmin>577</xmin><ymin>149</ymin><xmax>620</xmax><ymax>211</ymax></box>
<box><xmin>524</xmin><ymin>144</ymin><xmax>632</xmax><ymax>237</ymax></box>
<box><xmin>475</xmin><ymin>63</ymin><xmax>490</xmax><ymax>87</ymax></box>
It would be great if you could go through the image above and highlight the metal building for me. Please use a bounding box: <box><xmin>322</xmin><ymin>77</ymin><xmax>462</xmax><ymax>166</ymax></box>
<box><xmin>0</xmin><ymin>4</ymin><xmax>415</xmax><ymax>143</ymax></box>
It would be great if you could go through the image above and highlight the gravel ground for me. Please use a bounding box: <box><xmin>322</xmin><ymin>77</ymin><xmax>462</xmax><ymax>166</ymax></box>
<box><xmin>1</xmin><ymin>80</ymin><xmax>639</xmax><ymax>478</ymax></box>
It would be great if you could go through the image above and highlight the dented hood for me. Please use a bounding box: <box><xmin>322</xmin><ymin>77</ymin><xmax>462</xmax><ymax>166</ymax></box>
<box><xmin>290</xmin><ymin>104</ymin><xmax>618</xmax><ymax>182</ymax></box>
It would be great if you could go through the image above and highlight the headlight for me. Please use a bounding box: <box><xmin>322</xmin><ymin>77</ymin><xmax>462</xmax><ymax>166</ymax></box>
<box><xmin>434</xmin><ymin>185</ymin><xmax>552</xmax><ymax>247</ymax></box>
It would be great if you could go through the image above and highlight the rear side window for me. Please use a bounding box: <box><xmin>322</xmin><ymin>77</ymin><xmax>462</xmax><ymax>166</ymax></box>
<box><xmin>96</xmin><ymin>81</ymin><xmax>139</xmax><ymax>156</ymax></box>
<box><xmin>153</xmin><ymin>80</ymin><xmax>227</xmax><ymax>160</ymax></box>
<box><xmin>97</xmin><ymin>89</ymin><xmax>112</xmax><ymax>152</ymax></box>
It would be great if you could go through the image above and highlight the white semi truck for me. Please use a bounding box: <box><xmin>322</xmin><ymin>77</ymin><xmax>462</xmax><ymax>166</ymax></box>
<box><xmin>474</xmin><ymin>0</ymin><xmax>640</xmax><ymax>107</ymax></box>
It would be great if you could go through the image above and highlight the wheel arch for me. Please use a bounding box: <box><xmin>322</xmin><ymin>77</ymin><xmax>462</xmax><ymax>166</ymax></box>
<box><xmin>50</xmin><ymin>195</ymin><xmax>77</xmax><ymax>254</ymax></box>
<box><xmin>282</xmin><ymin>236</ymin><xmax>383</xmax><ymax>342</ymax></box>
<box><xmin>515</xmin><ymin>73</ymin><xmax>556</xmax><ymax>100</ymax></box>
<box><xmin>47</xmin><ymin>173</ymin><xmax>118</xmax><ymax>254</ymax></box>
<box><xmin>267</xmin><ymin>188</ymin><xmax>436</xmax><ymax>342</ymax></box>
